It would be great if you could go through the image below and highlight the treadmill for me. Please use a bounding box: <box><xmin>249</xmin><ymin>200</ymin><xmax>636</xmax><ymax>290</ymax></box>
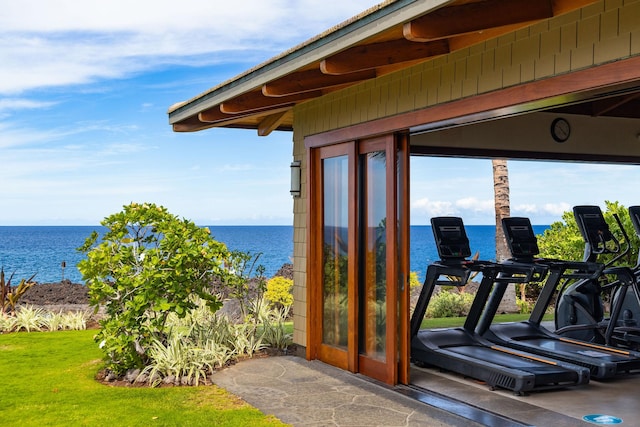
<box><xmin>477</xmin><ymin>216</ymin><xmax>640</xmax><ymax>379</ymax></box>
<box><xmin>410</xmin><ymin>217</ymin><xmax>589</xmax><ymax>395</ymax></box>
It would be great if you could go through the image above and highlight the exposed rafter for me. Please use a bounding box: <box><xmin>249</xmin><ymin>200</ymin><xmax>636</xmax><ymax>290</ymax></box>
<box><xmin>173</xmin><ymin>115</ymin><xmax>216</xmax><ymax>132</ymax></box>
<box><xmin>320</xmin><ymin>39</ymin><xmax>450</xmax><ymax>75</ymax></box>
<box><xmin>220</xmin><ymin>90</ymin><xmax>322</xmax><ymax>114</ymax></box>
<box><xmin>199</xmin><ymin>105</ymin><xmax>292</xmax><ymax>124</ymax></box>
<box><xmin>262</xmin><ymin>68</ymin><xmax>377</xmax><ymax>97</ymax></box>
<box><xmin>403</xmin><ymin>0</ymin><xmax>553</xmax><ymax>42</ymax></box>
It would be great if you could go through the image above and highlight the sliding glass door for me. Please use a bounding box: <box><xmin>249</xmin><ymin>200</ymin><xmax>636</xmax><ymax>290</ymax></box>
<box><xmin>308</xmin><ymin>134</ymin><xmax>409</xmax><ymax>385</ymax></box>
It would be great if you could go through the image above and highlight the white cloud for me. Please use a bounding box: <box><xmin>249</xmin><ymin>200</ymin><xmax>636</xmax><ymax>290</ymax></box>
<box><xmin>543</xmin><ymin>202</ymin><xmax>571</xmax><ymax>216</ymax></box>
<box><xmin>455</xmin><ymin>197</ymin><xmax>493</xmax><ymax>213</ymax></box>
<box><xmin>513</xmin><ymin>204</ymin><xmax>538</xmax><ymax>214</ymax></box>
<box><xmin>0</xmin><ymin>0</ymin><xmax>375</xmax><ymax>94</ymax></box>
<box><xmin>0</xmin><ymin>98</ymin><xmax>57</xmax><ymax>112</ymax></box>
<box><xmin>412</xmin><ymin>198</ymin><xmax>455</xmax><ymax>217</ymax></box>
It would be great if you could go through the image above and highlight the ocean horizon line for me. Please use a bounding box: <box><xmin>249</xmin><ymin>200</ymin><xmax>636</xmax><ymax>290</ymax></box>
<box><xmin>0</xmin><ymin>223</ymin><xmax>552</xmax><ymax>227</ymax></box>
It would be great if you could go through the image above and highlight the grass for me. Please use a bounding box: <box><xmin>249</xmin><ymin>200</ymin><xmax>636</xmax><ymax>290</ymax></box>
<box><xmin>420</xmin><ymin>312</ymin><xmax>554</xmax><ymax>329</ymax></box>
<box><xmin>0</xmin><ymin>330</ymin><xmax>287</xmax><ymax>427</ymax></box>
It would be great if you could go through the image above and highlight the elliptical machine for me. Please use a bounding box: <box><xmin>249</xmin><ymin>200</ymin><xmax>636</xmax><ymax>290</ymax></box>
<box><xmin>555</xmin><ymin>205</ymin><xmax>640</xmax><ymax>349</ymax></box>
<box><xmin>607</xmin><ymin>206</ymin><xmax>640</xmax><ymax>343</ymax></box>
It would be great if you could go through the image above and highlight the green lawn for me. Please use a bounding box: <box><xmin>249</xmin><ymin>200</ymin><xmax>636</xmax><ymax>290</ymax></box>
<box><xmin>420</xmin><ymin>312</ymin><xmax>554</xmax><ymax>329</ymax></box>
<box><xmin>0</xmin><ymin>330</ymin><xmax>287</xmax><ymax>427</ymax></box>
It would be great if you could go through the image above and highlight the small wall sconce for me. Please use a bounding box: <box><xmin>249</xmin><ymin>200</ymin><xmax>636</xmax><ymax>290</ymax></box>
<box><xmin>290</xmin><ymin>160</ymin><xmax>301</xmax><ymax>197</ymax></box>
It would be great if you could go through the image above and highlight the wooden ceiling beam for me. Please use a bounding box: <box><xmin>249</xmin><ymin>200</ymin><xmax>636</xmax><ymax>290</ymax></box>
<box><xmin>320</xmin><ymin>38</ymin><xmax>449</xmax><ymax>75</ymax></box>
<box><xmin>262</xmin><ymin>68</ymin><xmax>376</xmax><ymax>97</ymax></box>
<box><xmin>403</xmin><ymin>0</ymin><xmax>553</xmax><ymax>42</ymax></box>
<box><xmin>258</xmin><ymin>110</ymin><xmax>289</xmax><ymax>136</ymax></box>
<box><xmin>220</xmin><ymin>90</ymin><xmax>322</xmax><ymax>114</ymax></box>
<box><xmin>172</xmin><ymin>115</ymin><xmax>217</xmax><ymax>132</ymax></box>
<box><xmin>200</xmin><ymin>105</ymin><xmax>291</xmax><ymax>125</ymax></box>
<box><xmin>591</xmin><ymin>92</ymin><xmax>640</xmax><ymax>117</ymax></box>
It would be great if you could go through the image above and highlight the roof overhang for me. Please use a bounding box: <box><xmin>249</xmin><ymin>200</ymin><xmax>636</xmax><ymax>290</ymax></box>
<box><xmin>168</xmin><ymin>0</ymin><xmax>602</xmax><ymax>136</ymax></box>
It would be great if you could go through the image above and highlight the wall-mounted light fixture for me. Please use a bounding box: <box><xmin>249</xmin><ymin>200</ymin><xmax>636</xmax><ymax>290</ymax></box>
<box><xmin>290</xmin><ymin>160</ymin><xmax>301</xmax><ymax>197</ymax></box>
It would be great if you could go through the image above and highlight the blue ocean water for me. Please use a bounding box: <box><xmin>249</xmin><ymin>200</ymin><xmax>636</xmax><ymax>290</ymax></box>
<box><xmin>0</xmin><ymin>225</ymin><xmax>548</xmax><ymax>284</ymax></box>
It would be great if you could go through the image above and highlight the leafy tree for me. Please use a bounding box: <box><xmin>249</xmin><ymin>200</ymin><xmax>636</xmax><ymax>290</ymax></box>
<box><xmin>78</xmin><ymin>202</ymin><xmax>236</xmax><ymax>375</ymax></box>
<box><xmin>537</xmin><ymin>201</ymin><xmax>639</xmax><ymax>266</ymax></box>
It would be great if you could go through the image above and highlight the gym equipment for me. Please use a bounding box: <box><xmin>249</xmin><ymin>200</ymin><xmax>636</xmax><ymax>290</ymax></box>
<box><xmin>555</xmin><ymin>206</ymin><xmax>640</xmax><ymax>349</ymax></box>
<box><xmin>410</xmin><ymin>217</ymin><xmax>590</xmax><ymax>395</ymax></box>
<box><xmin>478</xmin><ymin>216</ymin><xmax>640</xmax><ymax>379</ymax></box>
<box><xmin>607</xmin><ymin>206</ymin><xmax>640</xmax><ymax>344</ymax></box>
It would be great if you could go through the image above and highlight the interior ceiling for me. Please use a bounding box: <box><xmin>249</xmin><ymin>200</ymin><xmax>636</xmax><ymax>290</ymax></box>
<box><xmin>170</xmin><ymin>0</ymin><xmax>638</xmax><ymax>135</ymax></box>
<box><xmin>548</xmin><ymin>91</ymin><xmax>640</xmax><ymax>119</ymax></box>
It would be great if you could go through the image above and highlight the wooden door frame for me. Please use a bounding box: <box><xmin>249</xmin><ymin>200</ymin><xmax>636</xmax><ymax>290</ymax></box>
<box><xmin>307</xmin><ymin>142</ymin><xmax>356</xmax><ymax>371</ymax></box>
<box><xmin>306</xmin><ymin>132</ymin><xmax>410</xmax><ymax>385</ymax></box>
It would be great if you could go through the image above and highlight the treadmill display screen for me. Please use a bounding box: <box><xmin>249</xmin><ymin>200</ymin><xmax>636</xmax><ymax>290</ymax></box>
<box><xmin>502</xmin><ymin>217</ymin><xmax>539</xmax><ymax>258</ymax></box>
<box><xmin>431</xmin><ymin>217</ymin><xmax>472</xmax><ymax>260</ymax></box>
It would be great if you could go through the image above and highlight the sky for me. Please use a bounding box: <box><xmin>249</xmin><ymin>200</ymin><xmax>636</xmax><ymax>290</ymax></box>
<box><xmin>2</xmin><ymin>1</ymin><xmax>640</xmax><ymax>226</ymax></box>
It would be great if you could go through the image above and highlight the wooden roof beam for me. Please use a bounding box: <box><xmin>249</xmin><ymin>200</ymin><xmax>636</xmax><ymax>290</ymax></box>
<box><xmin>198</xmin><ymin>104</ymin><xmax>290</xmax><ymax>124</ymax></box>
<box><xmin>403</xmin><ymin>0</ymin><xmax>553</xmax><ymax>42</ymax></box>
<box><xmin>258</xmin><ymin>110</ymin><xmax>289</xmax><ymax>136</ymax></box>
<box><xmin>172</xmin><ymin>115</ymin><xmax>217</xmax><ymax>132</ymax></box>
<box><xmin>220</xmin><ymin>90</ymin><xmax>322</xmax><ymax>114</ymax></box>
<box><xmin>262</xmin><ymin>68</ymin><xmax>376</xmax><ymax>97</ymax></box>
<box><xmin>320</xmin><ymin>38</ymin><xmax>449</xmax><ymax>75</ymax></box>
<box><xmin>199</xmin><ymin>106</ymin><xmax>262</xmax><ymax>123</ymax></box>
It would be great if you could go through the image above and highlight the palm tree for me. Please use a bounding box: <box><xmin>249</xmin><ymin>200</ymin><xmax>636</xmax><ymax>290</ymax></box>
<box><xmin>492</xmin><ymin>159</ymin><xmax>518</xmax><ymax>313</ymax></box>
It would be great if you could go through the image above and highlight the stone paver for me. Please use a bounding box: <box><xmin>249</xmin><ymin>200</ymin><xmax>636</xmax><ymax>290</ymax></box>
<box><xmin>211</xmin><ymin>356</ymin><xmax>481</xmax><ymax>427</ymax></box>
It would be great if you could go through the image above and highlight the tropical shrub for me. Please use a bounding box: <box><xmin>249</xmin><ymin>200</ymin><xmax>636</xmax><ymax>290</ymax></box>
<box><xmin>251</xmin><ymin>296</ymin><xmax>292</xmax><ymax>349</ymax></box>
<box><xmin>0</xmin><ymin>268</ymin><xmax>37</xmax><ymax>314</ymax></box>
<box><xmin>537</xmin><ymin>201</ymin><xmax>640</xmax><ymax>265</ymax></box>
<box><xmin>516</xmin><ymin>297</ymin><xmax>534</xmax><ymax>314</ymax></box>
<box><xmin>139</xmin><ymin>297</ymin><xmax>289</xmax><ymax>386</ymax></box>
<box><xmin>77</xmin><ymin>202</ymin><xmax>238</xmax><ymax>376</ymax></box>
<box><xmin>409</xmin><ymin>271</ymin><xmax>422</xmax><ymax>288</ymax></box>
<box><xmin>264</xmin><ymin>276</ymin><xmax>293</xmax><ymax>308</ymax></box>
<box><xmin>426</xmin><ymin>290</ymin><xmax>475</xmax><ymax>318</ymax></box>
<box><xmin>0</xmin><ymin>314</ymin><xmax>16</xmax><ymax>332</ymax></box>
<box><xmin>42</xmin><ymin>311</ymin><xmax>66</xmax><ymax>331</ymax></box>
<box><xmin>0</xmin><ymin>308</ymin><xmax>88</xmax><ymax>333</ymax></box>
<box><xmin>13</xmin><ymin>306</ymin><xmax>46</xmax><ymax>332</ymax></box>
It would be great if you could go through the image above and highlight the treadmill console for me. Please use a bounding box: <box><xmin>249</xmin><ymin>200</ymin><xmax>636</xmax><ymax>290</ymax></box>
<box><xmin>431</xmin><ymin>217</ymin><xmax>472</xmax><ymax>261</ymax></box>
<box><xmin>573</xmin><ymin>205</ymin><xmax>615</xmax><ymax>254</ymax></box>
<box><xmin>502</xmin><ymin>217</ymin><xmax>539</xmax><ymax>260</ymax></box>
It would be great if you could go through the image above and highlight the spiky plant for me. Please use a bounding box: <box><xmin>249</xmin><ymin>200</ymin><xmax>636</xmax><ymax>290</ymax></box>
<box><xmin>0</xmin><ymin>268</ymin><xmax>37</xmax><ymax>314</ymax></box>
<box><xmin>14</xmin><ymin>306</ymin><xmax>46</xmax><ymax>332</ymax></box>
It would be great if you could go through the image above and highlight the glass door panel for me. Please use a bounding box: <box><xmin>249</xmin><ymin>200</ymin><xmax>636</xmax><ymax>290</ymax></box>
<box><xmin>322</xmin><ymin>155</ymin><xmax>349</xmax><ymax>350</ymax></box>
<box><xmin>360</xmin><ymin>151</ymin><xmax>387</xmax><ymax>361</ymax></box>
